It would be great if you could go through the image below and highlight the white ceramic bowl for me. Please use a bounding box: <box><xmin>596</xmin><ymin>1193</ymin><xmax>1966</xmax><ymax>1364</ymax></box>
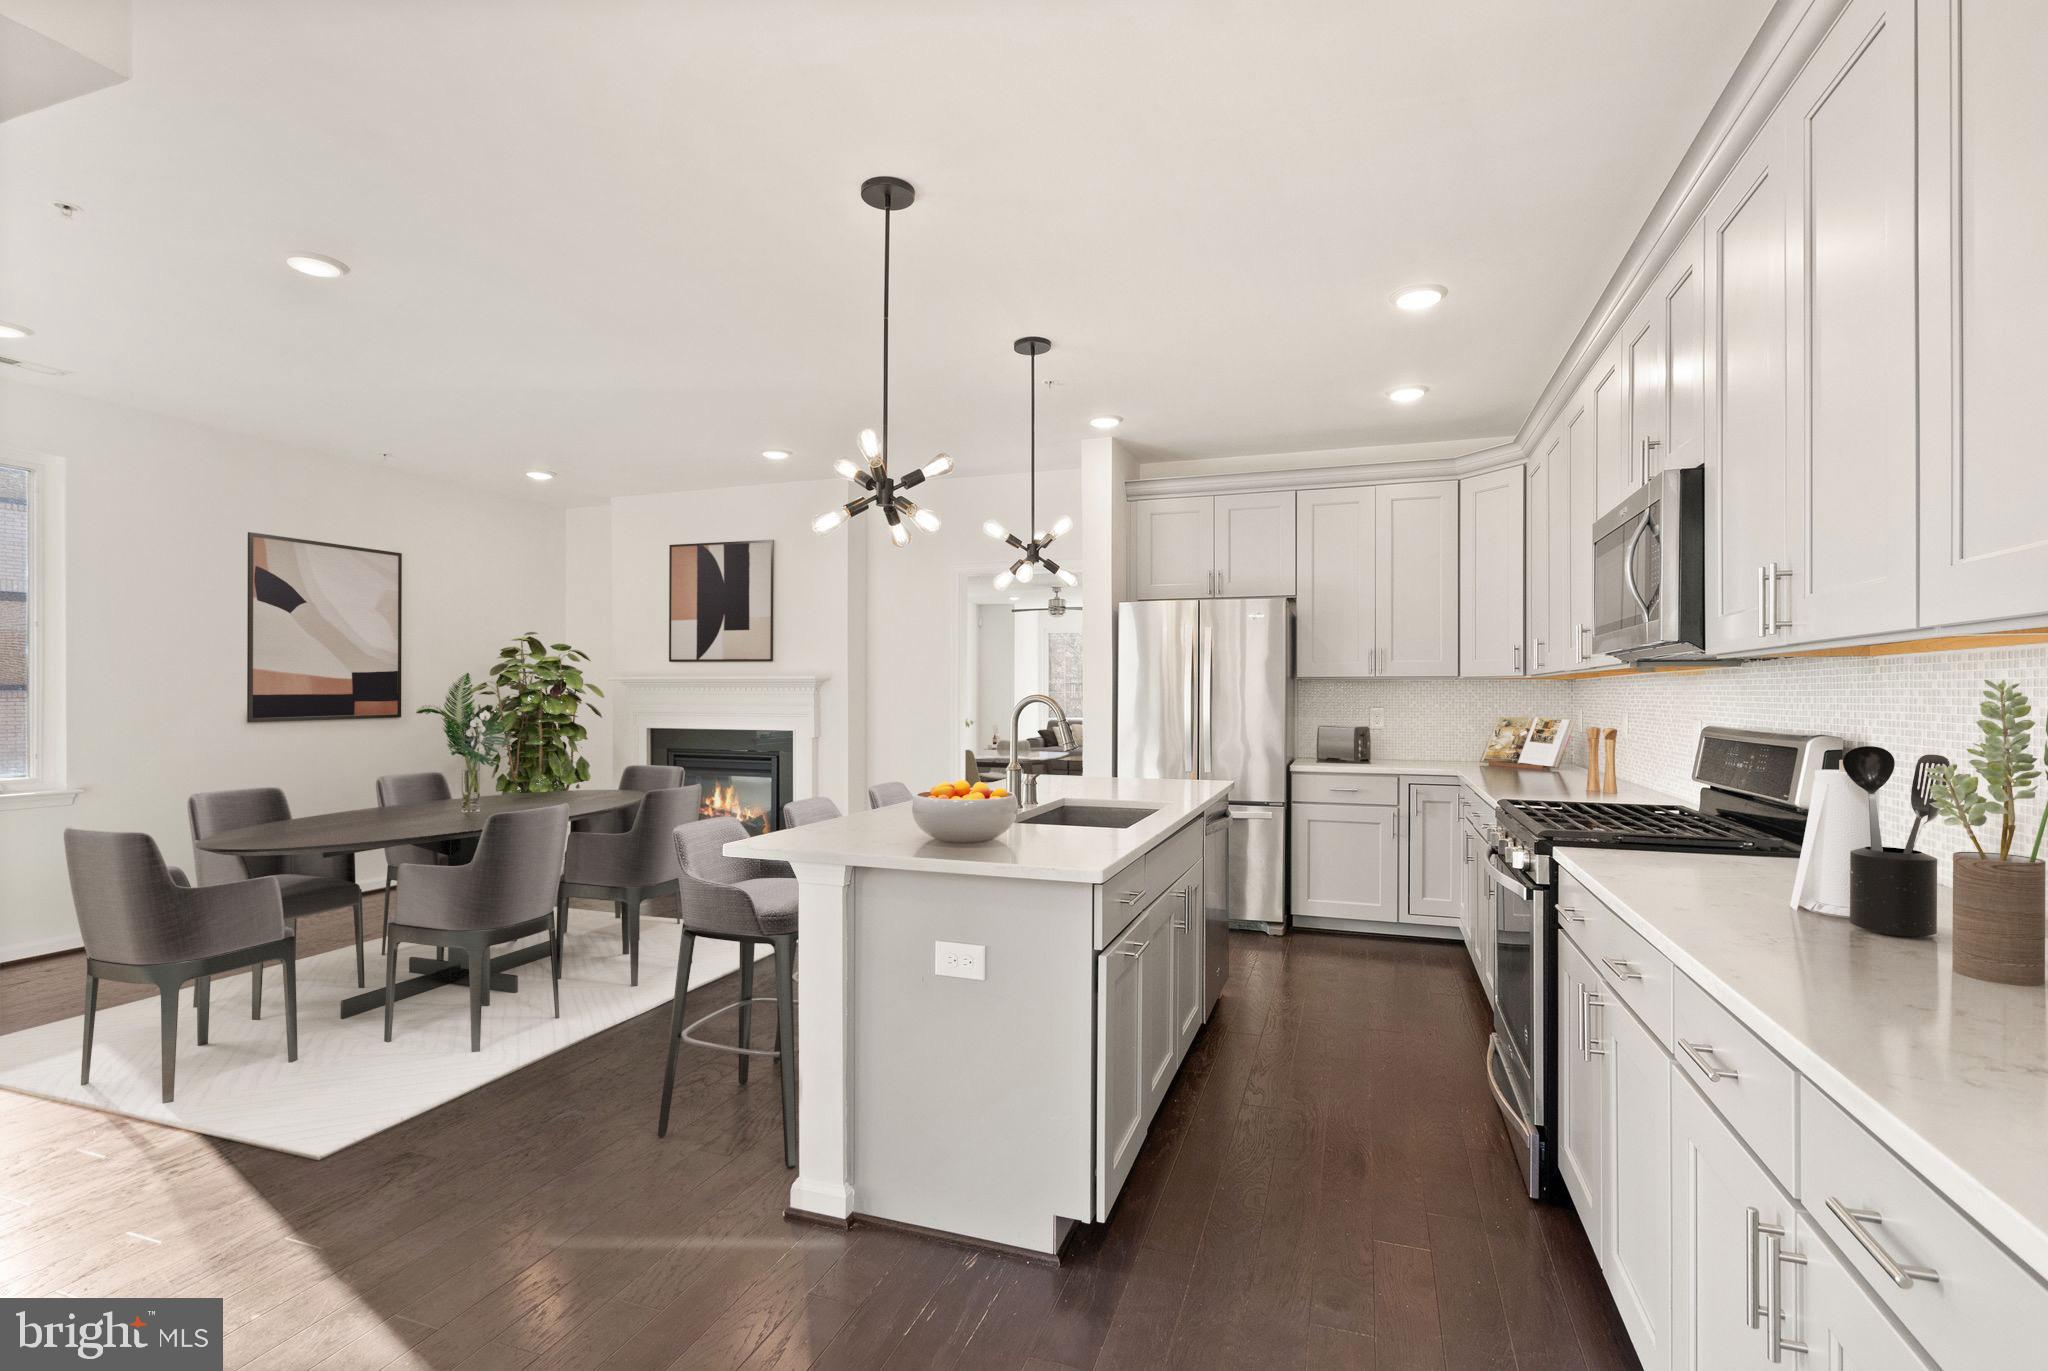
<box><xmin>910</xmin><ymin>793</ymin><xmax>1017</xmax><ymax>844</ymax></box>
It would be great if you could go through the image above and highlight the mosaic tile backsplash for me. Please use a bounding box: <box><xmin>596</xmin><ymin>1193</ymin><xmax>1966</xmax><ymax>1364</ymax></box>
<box><xmin>1295</xmin><ymin>642</ymin><xmax>2048</xmax><ymax>872</ymax></box>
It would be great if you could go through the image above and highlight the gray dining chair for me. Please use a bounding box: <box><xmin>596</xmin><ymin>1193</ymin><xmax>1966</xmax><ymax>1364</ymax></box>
<box><xmin>867</xmin><ymin>781</ymin><xmax>914</xmax><ymax>809</ymax></box>
<box><xmin>189</xmin><ymin>788</ymin><xmax>366</xmax><ymax>1008</ymax></box>
<box><xmin>782</xmin><ymin>796</ymin><xmax>841</xmax><ymax>828</ymax></box>
<box><xmin>373</xmin><ymin>772</ymin><xmax>465</xmax><ymax>902</ymax></box>
<box><xmin>657</xmin><ymin>817</ymin><xmax>798</xmax><ymax>1167</ymax></box>
<box><xmin>575</xmin><ymin>764</ymin><xmax>688</xmax><ymax>834</ymax></box>
<box><xmin>65</xmin><ymin>829</ymin><xmax>298</xmax><ymax>1102</ymax></box>
<box><xmin>557</xmin><ymin>784</ymin><xmax>701</xmax><ymax>986</ymax></box>
<box><xmin>382</xmin><ymin>803</ymin><xmax>570</xmax><ymax>1052</ymax></box>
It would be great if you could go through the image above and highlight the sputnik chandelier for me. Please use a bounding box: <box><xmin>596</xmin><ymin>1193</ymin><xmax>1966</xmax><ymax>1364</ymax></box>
<box><xmin>812</xmin><ymin>176</ymin><xmax>955</xmax><ymax>547</ymax></box>
<box><xmin>984</xmin><ymin>336</ymin><xmax>1077</xmax><ymax>589</ymax></box>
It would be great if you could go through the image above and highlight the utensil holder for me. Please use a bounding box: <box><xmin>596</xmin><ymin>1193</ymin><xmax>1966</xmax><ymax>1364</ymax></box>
<box><xmin>1849</xmin><ymin>848</ymin><xmax>1937</xmax><ymax>939</ymax></box>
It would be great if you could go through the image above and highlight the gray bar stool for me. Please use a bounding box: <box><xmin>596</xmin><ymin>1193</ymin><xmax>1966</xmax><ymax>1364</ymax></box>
<box><xmin>657</xmin><ymin>817</ymin><xmax>798</xmax><ymax>1167</ymax></box>
<box><xmin>866</xmin><ymin>781</ymin><xmax>913</xmax><ymax>809</ymax></box>
<box><xmin>782</xmin><ymin>796</ymin><xmax>840</xmax><ymax>828</ymax></box>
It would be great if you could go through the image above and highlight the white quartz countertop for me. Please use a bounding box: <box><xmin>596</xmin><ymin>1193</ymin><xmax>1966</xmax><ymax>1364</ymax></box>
<box><xmin>1558</xmin><ymin>847</ymin><xmax>2048</xmax><ymax>1279</ymax></box>
<box><xmin>726</xmin><ymin>776</ymin><xmax>1233</xmax><ymax>884</ymax></box>
<box><xmin>1290</xmin><ymin>757</ymin><xmax>1683</xmax><ymax>810</ymax></box>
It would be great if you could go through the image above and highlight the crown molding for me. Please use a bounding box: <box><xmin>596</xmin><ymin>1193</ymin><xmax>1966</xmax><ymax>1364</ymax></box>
<box><xmin>1124</xmin><ymin>439</ymin><xmax>1524</xmax><ymax>500</ymax></box>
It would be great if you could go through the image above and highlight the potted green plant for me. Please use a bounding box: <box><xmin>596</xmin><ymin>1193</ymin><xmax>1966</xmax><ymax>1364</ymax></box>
<box><xmin>1933</xmin><ymin>679</ymin><xmax>2044</xmax><ymax>984</ymax></box>
<box><xmin>486</xmin><ymin>634</ymin><xmax>604</xmax><ymax>793</ymax></box>
<box><xmin>417</xmin><ymin>673</ymin><xmax>508</xmax><ymax>811</ymax></box>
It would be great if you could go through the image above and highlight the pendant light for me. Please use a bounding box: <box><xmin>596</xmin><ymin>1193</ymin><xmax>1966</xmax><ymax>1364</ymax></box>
<box><xmin>984</xmin><ymin>336</ymin><xmax>1077</xmax><ymax>589</ymax></box>
<box><xmin>813</xmin><ymin>176</ymin><xmax>955</xmax><ymax>546</ymax></box>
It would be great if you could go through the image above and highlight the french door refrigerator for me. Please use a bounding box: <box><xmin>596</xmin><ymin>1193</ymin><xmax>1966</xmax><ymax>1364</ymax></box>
<box><xmin>1117</xmin><ymin>597</ymin><xmax>1291</xmax><ymax>933</ymax></box>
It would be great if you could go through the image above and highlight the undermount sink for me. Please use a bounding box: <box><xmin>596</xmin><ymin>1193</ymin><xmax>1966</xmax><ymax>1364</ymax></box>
<box><xmin>1017</xmin><ymin>802</ymin><xmax>1158</xmax><ymax>829</ymax></box>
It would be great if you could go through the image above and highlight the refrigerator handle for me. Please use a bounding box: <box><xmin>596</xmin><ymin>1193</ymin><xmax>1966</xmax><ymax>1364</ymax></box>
<box><xmin>1194</xmin><ymin>608</ymin><xmax>1212</xmax><ymax>780</ymax></box>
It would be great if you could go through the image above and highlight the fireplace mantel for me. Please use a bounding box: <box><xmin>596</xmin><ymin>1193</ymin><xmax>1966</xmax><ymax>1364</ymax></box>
<box><xmin>611</xmin><ymin>675</ymin><xmax>824</xmax><ymax>802</ymax></box>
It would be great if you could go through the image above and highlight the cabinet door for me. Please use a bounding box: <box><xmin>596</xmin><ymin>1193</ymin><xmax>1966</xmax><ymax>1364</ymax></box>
<box><xmin>1918</xmin><ymin>0</ymin><xmax>2048</xmax><ymax>623</ymax></box>
<box><xmin>1621</xmin><ymin>286</ymin><xmax>1668</xmax><ymax>490</ymax></box>
<box><xmin>1460</xmin><ymin>466</ymin><xmax>1526</xmax><ymax>676</ymax></box>
<box><xmin>1671</xmin><ymin>1070</ymin><xmax>1785</xmax><ymax>1370</ymax></box>
<box><xmin>1525</xmin><ymin>444</ymin><xmax>1555</xmax><ymax>673</ymax></box>
<box><xmin>1405</xmin><ymin>784</ymin><xmax>1463</xmax><ymax>926</ymax></box>
<box><xmin>1472</xmin><ymin>827</ymin><xmax>1496</xmax><ymax>1002</ymax></box>
<box><xmin>1557</xmin><ymin>935</ymin><xmax>1607</xmax><ymax>1250</ymax></box>
<box><xmin>1095</xmin><ymin>932</ymin><xmax>1146</xmax><ymax>1217</ymax></box>
<box><xmin>1214</xmin><ymin>492</ymin><xmax>1296</xmax><ymax>597</ymax></box>
<box><xmin>1376</xmin><ymin>480</ymin><xmax>1461</xmax><ymax>677</ymax></box>
<box><xmin>1606</xmin><ymin>996</ymin><xmax>1672</xmax><ymax>1368</ymax></box>
<box><xmin>1295</xmin><ymin>487</ymin><xmax>1376</xmax><ymax>677</ymax></box>
<box><xmin>1591</xmin><ymin>341</ymin><xmax>1634</xmax><ymax>519</ymax></box>
<box><xmin>1172</xmin><ymin>876</ymin><xmax>1203</xmax><ymax>1057</ymax></box>
<box><xmin>1290</xmin><ymin>802</ymin><xmax>1399</xmax><ymax>924</ymax></box>
<box><xmin>1782</xmin><ymin>0</ymin><xmax>1919</xmax><ymax>643</ymax></box>
<box><xmin>1704</xmin><ymin>115</ymin><xmax>1793</xmax><ymax>654</ymax></box>
<box><xmin>1662</xmin><ymin>225</ymin><xmax>1707</xmax><ymax>474</ymax></box>
<box><xmin>1796</xmin><ymin>1215</ymin><xmax>1936</xmax><ymax>1369</ymax></box>
<box><xmin>1129</xmin><ymin>496</ymin><xmax>1215</xmax><ymax>600</ymax></box>
<box><xmin>1138</xmin><ymin>900</ymin><xmax>1177</xmax><ymax>1119</ymax></box>
<box><xmin>1564</xmin><ymin>392</ymin><xmax>1616</xmax><ymax>669</ymax></box>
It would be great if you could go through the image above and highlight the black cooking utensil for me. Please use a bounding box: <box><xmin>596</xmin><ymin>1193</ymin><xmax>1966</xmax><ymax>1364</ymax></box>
<box><xmin>1840</xmin><ymin>745</ymin><xmax>1896</xmax><ymax>851</ymax></box>
<box><xmin>1903</xmin><ymin>753</ymin><xmax>1947</xmax><ymax>854</ymax></box>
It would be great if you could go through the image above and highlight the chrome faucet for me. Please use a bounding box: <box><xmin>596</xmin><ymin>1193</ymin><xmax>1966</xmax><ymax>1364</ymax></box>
<box><xmin>1008</xmin><ymin>693</ymin><xmax>1075</xmax><ymax>806</ymax></box>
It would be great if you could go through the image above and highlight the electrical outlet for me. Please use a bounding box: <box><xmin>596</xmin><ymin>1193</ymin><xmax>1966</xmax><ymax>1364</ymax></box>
<box><xmin>1370</xmin><ymin>707</ymin><xmax>1386</xmax><ymax>729</ymax></box>
<box><xmin>934</xmin><ymin>941</ymin><xmax>986</xmax><ymax>981</ymax></box>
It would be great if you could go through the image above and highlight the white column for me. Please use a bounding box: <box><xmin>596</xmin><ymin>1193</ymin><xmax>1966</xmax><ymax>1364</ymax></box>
<box><xmin>788</xmin><ymin>860</ymin><xmax>855</xmax><ymax>1220</ymax></box>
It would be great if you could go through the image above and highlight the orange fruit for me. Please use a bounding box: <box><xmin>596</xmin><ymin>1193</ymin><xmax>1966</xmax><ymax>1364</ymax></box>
<box><xmin>989</xmin><ymin>787</ymin><xmax>1008</xmax><ymax>798</ymax></box>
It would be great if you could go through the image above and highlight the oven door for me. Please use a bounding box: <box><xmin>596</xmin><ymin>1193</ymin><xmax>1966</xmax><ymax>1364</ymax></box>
<box><xmin>1484</xmin><ymin>851</ymin><xmax>1549</xmax><ymax>1198</ymax></box>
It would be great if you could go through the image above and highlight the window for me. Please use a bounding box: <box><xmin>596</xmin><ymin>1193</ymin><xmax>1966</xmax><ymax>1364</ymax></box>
<box><xmin>0</xmin><ymin>463</ymin><xmax>32</xmax><ymax>781</ymax></box>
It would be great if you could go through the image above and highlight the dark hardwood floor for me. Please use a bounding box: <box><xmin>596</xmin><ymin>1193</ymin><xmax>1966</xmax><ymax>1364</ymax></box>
<box><xmin>0</xmin><ymin>898</ymin><xmax>1638</xmax><ymax>1370</ymax></box>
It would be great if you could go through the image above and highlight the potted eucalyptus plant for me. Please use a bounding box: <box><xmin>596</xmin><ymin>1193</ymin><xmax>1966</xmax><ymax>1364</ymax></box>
<box><xmin>1934</xmin><ymin>679</ymin><xmax>2045</xmax><ymax>984</ymax></box>
<box><xmin>486</xmin><ymin>634</ymin><xmax>604</xmax><ymax>793</ymax></box>
<box><xmin>417</xmin><ymin>673</ymin><xmax>508</xmax><ymax>812</ymax></box>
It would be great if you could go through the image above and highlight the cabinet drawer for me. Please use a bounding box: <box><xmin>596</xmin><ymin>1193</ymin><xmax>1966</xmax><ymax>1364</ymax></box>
<box><xmin>1562</xmin><ymin>871</ymin><xmax>1673</xmax><ymax>1047</ymax></box>
<box><xmin>1799</xmin><ymin>1079</ymin><xmax>2048</xmax><ymax>1369</ymax></box>
<box><xmin>1095</xmin><ymin>860</ymin><xmax>1151</xmax><ymax>949</ymax></box>
<box><xmin>1290</xmin><ymin>771</ymin><xmax>1399</xmax><ymax>806</ymax></box>
<box><xmin>1671</xmin><ymin>971</ymin><xmax>1796</xmax><ymax>1188</ymax></box>
<box><xmin>1145</xmin><ymin>819</ymin><xmax>1204</xmax><ymax>901</ymax></box>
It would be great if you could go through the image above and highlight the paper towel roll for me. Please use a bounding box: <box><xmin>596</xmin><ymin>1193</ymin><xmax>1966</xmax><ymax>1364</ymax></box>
<box><xmin>1793</xmin><ymin>768</ymin><xmax>1869</xmax><ymax>916</ymax></box>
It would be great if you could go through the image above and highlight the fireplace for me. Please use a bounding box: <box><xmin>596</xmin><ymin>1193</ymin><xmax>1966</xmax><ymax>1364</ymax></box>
<box><xmin>651</xmin><ymin>727</ymin><xmax>794</xmax><ymax>836</ymax></box>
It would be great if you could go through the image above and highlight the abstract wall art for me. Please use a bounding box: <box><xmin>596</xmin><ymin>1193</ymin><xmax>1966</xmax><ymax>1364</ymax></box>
<box><xmin>669</xmin><ymin>541</ymin><xmax>773</xmax><ymax>661</ymax></box>
<box><xmin>248</xmin><ymin>533</ymin><xmax>402</xmax><ymax>720</ymax></box>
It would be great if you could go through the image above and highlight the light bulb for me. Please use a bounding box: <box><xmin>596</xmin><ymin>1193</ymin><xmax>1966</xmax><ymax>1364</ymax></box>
<box><xmin>1057</xmin><ymin>567</ymin><xmax>1079</xmax><ymax>587</ymax></box>
<box><xmin>993</xmin><ymin>570</ymin><xmax>1015</xmax><ymax>590</ymax></box>
<box><xmin>1033</xmin><ymin>530</ymin><xmax>1048</xmax><ymax>545</ymax></box>
<box><xmin>812</xmin><ymin>509</ymin><xmax>846</xmax><ymax>534</ymax></box>
<box><xmin>890</xmin><ymin>519</ymin><xmax>910</xmax><ymax>547</ymax></box>
<box><xmin>983</xmin><ymin>519</ymin><xmax>1008</xmax><ymax>542</ymax></box>
<box><xmin>1015</xmin><ymin>562</ymin><xmax>1035</xmax><ymax>583</ymax></box>
<box><xmin>860</xmin><ymin>429</ymin><xmax>882</xmax><ymax>460</ymax></box>
<box><xmin>833</xmin><ymin>458</ymin><xmax>863</xmax><ymax>482</ymax></box>
<box><xmin>912</xmin><ymin>507</ymin><xmax>941</xmax><ymax>532</ymax></box>
<box><xmin>1049</xmin><ymin>515</ymin><xmax>1074</xmax><ymax>539</ymax></box>
<box><xmin>922</xmin><ymin>454</ymin><xmax>954</xmax><ymax>478</ymax></box>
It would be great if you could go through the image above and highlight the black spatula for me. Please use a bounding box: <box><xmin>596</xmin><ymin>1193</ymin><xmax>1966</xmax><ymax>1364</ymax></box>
<box><xmin>1903</xmin><ymin>753</ymin><xmax>1947</xmax><ymax>854</ymax></box>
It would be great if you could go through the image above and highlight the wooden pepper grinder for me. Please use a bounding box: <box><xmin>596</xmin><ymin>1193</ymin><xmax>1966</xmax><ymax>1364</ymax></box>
<box><xmin>1586</xmin><ymin>726</ymin><xmax>1604</xmax><ymax>794</ymax></box>
<box><xmin>1604</xmin><ymin>727</ymin><xmax>1619</xmax><ymax>794</ymax></box>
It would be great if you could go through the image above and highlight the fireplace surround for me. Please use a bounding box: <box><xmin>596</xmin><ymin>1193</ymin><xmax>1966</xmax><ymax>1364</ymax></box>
<box><xmin>652</xmin><ymin>727</ymin><xmax>793</xmax><ymax>835</ymax></box>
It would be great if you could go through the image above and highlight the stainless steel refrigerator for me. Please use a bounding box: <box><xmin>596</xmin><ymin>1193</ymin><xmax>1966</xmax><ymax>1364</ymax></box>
<box><xmin>1117</xmin><ymin>597</ymin><xmax>1291</xmax><ymax>932</ymax></box>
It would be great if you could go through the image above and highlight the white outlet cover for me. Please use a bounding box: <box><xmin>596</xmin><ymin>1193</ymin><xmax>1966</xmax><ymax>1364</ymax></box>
<box><xmin>933</xmin><ymin>940</ymin><xmax>987</xmax><ymax>981</ymax></box>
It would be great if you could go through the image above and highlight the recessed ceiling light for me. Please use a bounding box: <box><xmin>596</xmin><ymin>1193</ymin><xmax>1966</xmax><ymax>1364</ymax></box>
<box><xmin>285</xmin><ymin>254</ymin><xmax>350</xmax><ymax>279</ymax></box>
<box><xmin>525</xmin><ymin>470</ymin><xmax>555</xmax><ymax>482</ymax></box>
<box><xmin>762</xmin><ymin>449</ymin><xmax>791</xmax><ymax>462</ymax></box>
<box><xmin>1089</xmin><ymin>415</ymin><xmax>1123</xmax><ymax>430</ymax></box>
<box><xmin>1388</xmin><ymin>385</ymin><xmax>1429</xmax><ymax>405</ymax></box>
<box><xmin>0</xmin><ymin>322</ymin><xmax>31</xmax><ymax>339</ymax></box>
<box><xmin>1392</xmin><ymin>284</ymin><xmax>1448</xmax><ymax>312</ymax></box>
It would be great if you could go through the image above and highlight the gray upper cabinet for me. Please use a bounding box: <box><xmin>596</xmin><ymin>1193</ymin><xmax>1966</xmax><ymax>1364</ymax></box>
<box><xmin>1622</xmin><ymin>223</ymin><xmax>1705</xmax><ymax>489</ymax></box>
<box><xmin>1525</xmin><ymin>439</ymin><xmax>1557</xmax><ymax>675</ymax></box>
<box><xmin>1295</xmin><ymin>481</ymin><xmax>1457</xmax><ymax>678</ymax></box>
<box><xmin>1128</xmin><ymin>492</ymin><xmax>1294</xmax><ymax>599</ymax></box>
<box><xmin>1460</xmin><ymin>465</ymin><xmax>1526</xmax><ymax>676</ymax></box>
<box><xmin>1918</xmin><ymin>0</ymin><xmax>2048</xmax><ymax>624</ymax></box>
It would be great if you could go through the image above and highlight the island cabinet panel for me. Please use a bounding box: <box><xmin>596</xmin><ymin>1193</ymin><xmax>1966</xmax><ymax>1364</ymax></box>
<box><xmin>1096</xmin><ymin>923</ymin><xmax>1147</xmax><ymax>1217</ymax></box>
<box><xmin>1170</xmin><ymin>871</ymin><xmax>1203</xmax><ymax>1058</ymax></box>
<box><xmin>1137</xmin><ymin>898</ymin><xmax>1178</xmax><ymax>1119</ymax></box>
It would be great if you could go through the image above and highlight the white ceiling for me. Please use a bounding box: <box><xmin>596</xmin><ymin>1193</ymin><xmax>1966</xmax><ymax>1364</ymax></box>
<box><xmin>0</xmin><ymin>0</ymin><xmax>1772</xmax><ymax>502</ymax></box>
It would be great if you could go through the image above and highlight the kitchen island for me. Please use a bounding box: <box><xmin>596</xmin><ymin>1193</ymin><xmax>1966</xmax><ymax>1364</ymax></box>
<box><xmin>727</xmin><ymin>776</ymin><xmax>1232</xmax><ymax>1256</ymax></box>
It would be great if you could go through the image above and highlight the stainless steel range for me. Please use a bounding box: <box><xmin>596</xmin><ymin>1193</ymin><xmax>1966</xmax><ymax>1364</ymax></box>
<box><xmin>1482</xmin><ymin>726</ymin><xmax>1842</xmax><ymax>1200</ymax></box>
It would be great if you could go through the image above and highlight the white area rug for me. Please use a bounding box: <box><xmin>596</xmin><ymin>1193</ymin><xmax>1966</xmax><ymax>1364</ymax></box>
<box><xmin>0</xmin><ymin>907</ymin><xmax>754</xmax><ymax>1159</ymax></box>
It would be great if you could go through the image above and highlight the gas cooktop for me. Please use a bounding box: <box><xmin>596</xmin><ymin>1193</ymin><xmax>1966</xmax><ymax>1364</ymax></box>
<box><xmin>1497</xmin><ymin>799</ymin><xmax>1799</xmax><ymax>855</ymax></box>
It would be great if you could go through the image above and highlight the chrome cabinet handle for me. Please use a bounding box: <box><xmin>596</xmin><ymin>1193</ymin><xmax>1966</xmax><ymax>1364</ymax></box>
<box><xmin>1758</xmin><ymin>563</ymin><xmax>1770</xmax><ymax>638</ymax></box>
<box><xmin>1117</xmin><ymin>889</ymin><xmax>1147</xmax><ymax>905</ymax></box>
<box><xmin>1512</xmin><ymin>642</ymin><xmax>1522</xmax><ymax>672</ymax></box>
<box><xmin>1679</xmin><ymin>1039</ymin><xmax>1741</xmax><ymax>1083</ymax></box>
<box><xmin>1759</xmin><ymin>1220</ymin><xmax>1809</xmax><ymax>1361</ymax></box>
<box><xmin>1558</xmin><ymin>904</ymin><xmax>1585</xmax><ymax>922</ymax></box>
<box><xmin>1535</xmin><ymin>638</ymin><xmax>1545</xmax><ymax>671</ymax></box>
<box><xmin>1746</xmin><ymin>1207</ymin><xmax>1765</xmax><ymax>1330</ymax></box>
<box><xmin>1599</xmin><ymin>956</ymin><xmax>1643</xmax><ymax>982</ymax></box>
<box><xmin>1770</xmin><ymin>563</ymin><xmax>1793</xmax><ymax>633</ymax></box>
<box><xmin>1584</xmin><ymin>991</ymin><xmax>1606</xmax><ymax>1056</ymax></box>
<box><xmin>1329</xmin><ymin>785</ymin><xmax>1361</xmax><ymax>793</ymax></box>
<box><xmin>1172</xmin><ymin>918</ymin><xmax>1189</xmax><ymax>930</ymax></box>
<box><xmin>1825</xmin><ymin>1198</ymin><xmax>1940</xmax><ymax>1288</ymax></box>
<box><xmin>1114</xmin><ymin>938</ymin><xmax>1150</xmax><ymax>958</ymax></box>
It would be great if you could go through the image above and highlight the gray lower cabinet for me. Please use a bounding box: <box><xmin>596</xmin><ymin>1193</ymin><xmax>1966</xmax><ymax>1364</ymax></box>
<box><xmin>1405</xmin><ymin>783</ymin><xmax>1463</xmax><ymax>926</ymax></box>
<box><xmin>1137</xmin><ymin>897</ymin><xmax>1177</xmax><ymax>1120</ymax></box>
<box><xmin>1095</xmin><ymin>920</ymin><xmax>1146</xmax><ymax>1217</ymax></box>
<box><xmin>1290</xmin><ymin>801</ymin><xmax>1399</xmax><ymax>923</ymax></box>
<box><xmin>1172</xmin><ymin>875</ymin><xmax>1203</xmax><ymax>1058</ymax></box>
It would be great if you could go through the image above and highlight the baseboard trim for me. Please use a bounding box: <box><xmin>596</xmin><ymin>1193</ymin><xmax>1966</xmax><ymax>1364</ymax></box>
<box><xmin>0</xmin><ymin>935</ymin><xmax>83</xmax><ymax>967</ymax></box>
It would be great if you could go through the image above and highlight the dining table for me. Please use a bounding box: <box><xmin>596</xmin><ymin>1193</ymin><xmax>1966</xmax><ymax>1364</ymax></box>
<box><xmin>194</xmin><ymin>789</ymin><xmax>642</xmax><ymax>1019</ymax></box>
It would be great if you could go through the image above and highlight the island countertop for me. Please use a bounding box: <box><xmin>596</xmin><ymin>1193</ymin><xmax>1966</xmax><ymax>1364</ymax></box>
<box><xmin>726</xmin><ymin>775</ymin><xmax>1233</xmax><ymax>884</ymax></box>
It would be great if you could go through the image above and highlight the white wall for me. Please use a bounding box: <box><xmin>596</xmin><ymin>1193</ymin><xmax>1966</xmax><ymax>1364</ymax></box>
<box><xmin>0</xmin><ymin>382</ymin><xmax>566</xmax><ymax>961</ymax></box>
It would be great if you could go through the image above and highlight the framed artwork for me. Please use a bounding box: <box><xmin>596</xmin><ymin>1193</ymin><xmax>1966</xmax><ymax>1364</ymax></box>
<box><xmin>247</xmin><ymin>533</ymin><xmax>402</xmax><ymax>721</ymax></box>
<box><xmin>669</xmin><ymin>541</ymin><xmax>773</xmax><ymax>661</ymax></box>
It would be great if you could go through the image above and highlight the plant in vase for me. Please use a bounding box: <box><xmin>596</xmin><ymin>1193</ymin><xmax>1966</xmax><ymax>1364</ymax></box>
<box><xmin>1933</xmin><ymin>679</ymin><xmax>2043</xmax><ymax>984</ymax></box>
<box><xmin>487</xmin><ymin>634</ymin><xmax>604</xmax><ymax>793</ymax></box>
<box><xmin>417</xmin><ymin>673</ymin><xmax>508</xmax><ymax>811</ymax></box>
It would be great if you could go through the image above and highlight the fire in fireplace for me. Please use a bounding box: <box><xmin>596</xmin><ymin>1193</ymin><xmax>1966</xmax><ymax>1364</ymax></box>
<box><xmin>649</xmin><ymin>728</ymin><xmax>794</xmax><ymax>837</ymax></box>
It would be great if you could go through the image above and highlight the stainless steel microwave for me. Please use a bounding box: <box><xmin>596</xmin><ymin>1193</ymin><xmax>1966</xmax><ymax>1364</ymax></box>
<box><xmin>1590</xmin><ymin>465</ymin><xmax>1706</xmax><ymax>662</ymax></box>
